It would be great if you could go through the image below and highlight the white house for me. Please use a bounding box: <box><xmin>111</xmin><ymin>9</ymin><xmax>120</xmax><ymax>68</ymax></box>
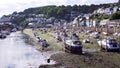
<box><xmin>36</xmin><ymin>14</ymin><xmax>44</xmax><ymax>17</ymax></box>
<box><xmin>94</xmin><ymin>6</ymin><xmax>120</xmax><ymax>15</ymax></box>
<box><xmin>113</xmin><ymin>6</ymin><xmax>119</xmax><ymax>13</ymax></box>
<box><xmin>0</xmin><ymin>15</ymin><xmax>13</xmax><ymax>22</ymax></box>
<box><xmin>97</xmin><ymin>8</ymin><xmax>105</xmax><ymax>14</ymax></box>
<box><xmin>26</xmin><ymin>17</ymin><xmax>41</xmax><ymax>22</ymax></box>
<box><xmin>99</xmin><ymin>19</ymin><xmax>109</xmax><ymax>26</ymax></box>
<box><xmin>92</xmin><ymin>20</ymin><xmax>100</xmax><ymax>27</ymax></box>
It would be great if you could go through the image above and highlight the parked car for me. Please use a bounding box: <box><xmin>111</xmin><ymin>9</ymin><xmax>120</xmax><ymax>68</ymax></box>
<box><xmin>2</xmin><ymin>31</ymin><xmax>10</xmax><ymax>35</ymax></box>
<box><xmin>118</xmin><ymin>33</ymin><xmax>120</xmax><ymax>36</ymax></box>
<box><xmin>98</xmin><ymin>38</ymin><xmax>120</xmax><ymax>51</ymax></box>
<box><xmin>0</xmin><ymin>33</ymin><xmax>6</xmax><ymax>39</ymax></box>
<box><xmin>56</xmin><ymin>35</ymin><xmax>62</xmax><ymax>41</ymax></box>
<box><xmin>11</xmin><ymin>28</ymin><xmax>17</xmax><ymax>32</ymax></box>
<box><xmin>113</xmin><ymin>32</ymin><xmax>120</xmax><ymax>36</ymax></box>
<box><xmin>85</xmin><ymin>30</ymin><xmax>93</xmax><ymax>34</ymax></box>
<box><xmin>70</xmin><ymin>33</ymin><xmax>79</xmax><ymax>40</ymax></box>
<box><xmin>36</xmin><ymin>36</ymin><xmax>42</xmax><ymax>42</ymax></box>
<box><xmin>90</xmin><ymin>32</ymin><xmax>100</xmax><ymax>39</ymax></box>
<box><xmin>83</xmin><ymin>39</ymin><xmax>90</xmax><ymax>43</ymax></box>
<box><xmin>34</xmin><ymin>32</ymin><xmax>39</xmax><ymax>37</ymax></box>
<box><xmin>41</xmin><ymin>39</ymin><xmax>49</xmax><ymax>47</ymax></box>
<box><xmin>102</xmin><ymin>32</ymin><xmax>107</xmax><ymax>35</ymax></box>
<box><xmin>64</xmin><ymin>40</ymin><xmax>83</xmax><ymax>54</ymax></box>
<box><xmin>5</xmin><ymin>31</ymin><xmax>10</xmax><ymax>35</ymax></box>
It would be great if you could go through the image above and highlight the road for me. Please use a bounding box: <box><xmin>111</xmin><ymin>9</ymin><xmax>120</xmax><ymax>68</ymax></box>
<box><xmin>0</xmin><ymin>31</ymin><xmax>55</xmax><ymax>68</ymax></box>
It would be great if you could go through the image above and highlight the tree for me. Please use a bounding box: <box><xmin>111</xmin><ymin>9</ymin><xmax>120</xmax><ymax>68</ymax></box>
<box><xmin>109</xmin><ymin>11</ymin><xmax>120</xmax><ymax>20</ymax></box>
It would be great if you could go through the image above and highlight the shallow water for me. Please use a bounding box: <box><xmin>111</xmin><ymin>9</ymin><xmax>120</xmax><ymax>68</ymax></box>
<box><xmin>0</xmin><ymin>31</ymin><xmax>55</xmax><ymax>68</ymax></box>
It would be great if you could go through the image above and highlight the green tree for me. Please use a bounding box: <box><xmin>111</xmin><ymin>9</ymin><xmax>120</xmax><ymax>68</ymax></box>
<box><xmin>109</xmin><ymin>11</ymin><xmax>120</xmax><ymax>20</ymax></box>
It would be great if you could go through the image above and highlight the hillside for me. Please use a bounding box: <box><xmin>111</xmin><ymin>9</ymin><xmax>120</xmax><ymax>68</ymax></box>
<box><xmin>1</xmin><ymin>2</ymin><xmax>119</xmax><ymax>26</ymax></box>
<box><xmin>22</xmin><ymin>4</ymin><xmax>111</xmax><ymax>19</ymax></box>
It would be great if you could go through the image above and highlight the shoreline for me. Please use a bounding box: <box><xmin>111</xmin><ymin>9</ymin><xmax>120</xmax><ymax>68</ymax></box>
<box><xmin>22</xmin><ymin>31</ymin><xmax>63</xmax><ymax>67</ymax></box>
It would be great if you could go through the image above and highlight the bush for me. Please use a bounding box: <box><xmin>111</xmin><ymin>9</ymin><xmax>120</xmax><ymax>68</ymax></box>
<box><xmin>109</xmin><ymin>11</ymin><xmax>120</xmax><ymax>20</ymax></box>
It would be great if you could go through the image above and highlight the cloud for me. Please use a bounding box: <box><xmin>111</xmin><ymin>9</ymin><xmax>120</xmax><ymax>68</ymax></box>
<box><xmin>0</xmin><ymin>0</ymin><xmax>118</xmax><ymax>17</ymax></box>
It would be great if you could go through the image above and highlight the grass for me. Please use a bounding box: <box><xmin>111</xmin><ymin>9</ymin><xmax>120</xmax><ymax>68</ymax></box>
<box><xmin>38</xmin><ymin>31</ymin><xmax>64</xmax><ymax>51</ymax></box>
<box><xmin>24</xmin><ymin>28</ymin><xmax>120</xmax><ymax>68</ymax></box>
<box><xmin>49</xmin><ymin>51</ymin><xmax>120</xmax><ymax>68</ymax></box>
<box><xmin>23</xmin><ymin>29</ymin><xmax>64</xmax><ymax>51</ymax></box>
<box><xmin>77</xmin><ymin>32</ymin><xmax>100</xmax><ymax>49</ymax></box>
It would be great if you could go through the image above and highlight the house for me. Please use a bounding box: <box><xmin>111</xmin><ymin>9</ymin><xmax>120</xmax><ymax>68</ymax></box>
<box><xmin>108</xmin><ymin>20</ymin><xmax>120</xmax><ymax>27</ymax></box>
<box><xmin>113</xmin><ymin>6</ymin><xmax>120</xmax><ymax>13</ymax></box>
<box><xmin>0</xmin><ymin>15</ymin><xmax>13</xmax><ymax>22</ymax></box>
<box><xmin>94</xmin><ymin>6</ymin><xmax>120</xmax><ymax>15</ymax></box>
<box><xmin>45</xmin><ymin>24</ymin><xmax>53</xmax><ymax>28</ymax></box>
<box><xmin>97</xmin><ymin>8</ymin><xmax>105</xmax><ymax>14</ymax></box>
<box><xmin>99</xmin><ymin>19</ymin><xmax>120</xmax><ymax>28</ymax></box>
<box><xmin>26</xmin><ymin>17</ymin><xmax>41</xmax><ymax>22</ymax></box>
<box><xmin>99</xmin><ymin>19</ymin><xmax>109</xmax><ymax>26</ymax></box>
<box><xmin>46</xmin><ymin>17</ymin><xmax>55</xmax><ymax>24</ymax></box>
<box><xmin>71</xmin><ymin>11</ymin><xmax>80</xmax><ymax>20</ymax></box>
<box><xmin>36</xmin><ymin>14</ymin><xmax>45</xmax><ymax>17</ymax></box>
<box><xmin>92</xmin><ymin>20</ymin><xmax>100</xmax><ymax>27</ymax></box>
<box><xmin>104</xmin><ymin>8</ymin><xmax>112</xmax><ymax>15</ymax></box>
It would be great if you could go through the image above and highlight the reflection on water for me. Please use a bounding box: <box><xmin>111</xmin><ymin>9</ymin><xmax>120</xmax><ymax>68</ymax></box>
<box><xmin>0</xmin><ymin>31</ymin><xmax>55</xmax><ymax>68</ymax></box>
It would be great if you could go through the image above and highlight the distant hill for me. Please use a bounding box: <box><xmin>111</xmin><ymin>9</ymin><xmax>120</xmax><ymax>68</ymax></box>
<box><xmin>2</xmin><ymin>2</ymin><xmax>119</xmax><ymax>26</ymax></box>
<box><xmin>22</xmin><ymin>4</ymin><xmax>111</xmax><ymax>20</ymax></box>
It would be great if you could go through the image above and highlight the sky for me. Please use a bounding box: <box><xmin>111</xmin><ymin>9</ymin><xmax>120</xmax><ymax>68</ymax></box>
<box><xmin>0</xmin><ymin>0</ymin><xmax>118</xmax><ymax>17</ymax></box>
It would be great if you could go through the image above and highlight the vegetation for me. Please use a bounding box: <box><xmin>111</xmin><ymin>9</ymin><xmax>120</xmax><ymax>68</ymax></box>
<box><xmin>5</xmin><ymin>1</ymin><xmax>120</xmax><ymax>26</ymax></box>
<box><xmin>10</xmin><ymin>4</ymin><xmax>111</xmax><ymax>26</ymax></box>
<box><xmin>109</xmin><ymin>11</ymin><xmax>120</xmax><ymax>20</ymax></box>
<box><xmin>22</xmin><ymin>4</ymin><xmax>110</xmax><ymax>19</ymax></box>
<box><xmin>12</xmin><ymin>16</ymin><xmax>26</xmax><ymax>26</ymax></box>
<box><xmin>24</xmin><ymin>29</ymin><xmax>120</xmax><ymax>68</ymax></box>
<box><xmin>91</xmin><ymin>14</ymin><xmax>109</xmax><ymax>20</ymax></box>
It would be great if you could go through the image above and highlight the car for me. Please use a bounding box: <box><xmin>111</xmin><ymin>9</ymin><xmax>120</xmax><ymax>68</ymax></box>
<box><xmin>5</xmin><ymin>31</ymin><xmax>10</xmax><ymax>35</ymax></box>
<box><xmin>36</xmin><ymin>36</ymin><xmax>42</xmax><ymax>42</ymax></box>
<box><xmin>11</xmin><ymin>28</ymin><xmax>17</xmax><ymax>32</ymax></box>
<box><xmin>85</xmin><ymin>30</ymin><xmax>93</xmax><ymax>34</ymax></box>
<box><xmin>64</xmin><ymin>40</ymin><xmax>83</xmax><ymax>54</ymax></box>
<box><xmin>90</xmin><ymin>32</ymin><xmax>100</xmax><ymax>39</ymax></box>
<box><xmin>98</xmin><ymin>38</ymin><xmax>120</xmax><ymax>51</ymax></box>
<box><xmin>0</xmin><ymin>33</ymin><xmax>6</xmax><ymax>39</ymax></box>
<box><xmin>56</xmin><ymin>35</ymin><xmax>62</xmax><ymax>41</ymax></box>
<box><xmin>102</xmin><ymin>32</ymin><xmax>107</xmax><ymax>35</ymax></box>
<box><xmin>34</xmin><ymin>32</ymin><xmax>39</xmax><ymax>37</ymax></box>
<box><xmin>83</xmin><ymin>39</ymin><xmax>90</xmax><ymax>43</ymax></box>
<box><xmin>113</xmin><ymin>32</ymin><xmax>118</xmax><ymax>36</ymax></box>
<box><xmin>113</xmin><ymin>32</ymin><xmax>120</xmax><ymax>36</ymax></box>
<box><xmin>2</xmin><ymin>31</ymin><xmax>10</xmax><ymax>35</ymax></box>
<box><xmin>41</xmin><ymin>39</ymin><xmax>49</xmax><ymax>47</ymax></box>
<box><xmin>118</xmin><ymin>33</ymin><xmax>120</xmax><ymax>36</ymax></box>
<box><xmin>70</xmin><ymin>33</ymin><xmax>79</xmax><ymax>40</ymax></box>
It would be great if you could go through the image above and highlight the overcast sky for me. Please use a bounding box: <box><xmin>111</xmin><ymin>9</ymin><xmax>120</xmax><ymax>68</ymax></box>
<box><xmin>0</xmin><ymin>0</ymin><xmax>118</xmax><ymax>17</ymax></box>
